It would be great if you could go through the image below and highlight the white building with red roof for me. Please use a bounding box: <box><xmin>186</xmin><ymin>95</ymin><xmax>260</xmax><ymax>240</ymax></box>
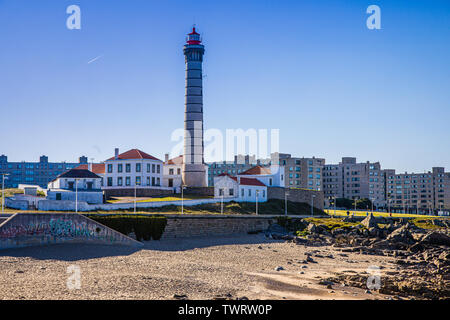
<box><xmin>214</xmin><ymin>173</ymin><xmax>267</xmax><ymax>202</ymax></box>
<box><xmin>103</xmin><ymin>148</ymin><xmax>163</xmax><ymax>189</ymax></box>
<box><xmin>238</xmin><ymin>165</ymin><xmax>285</xmax><ymax>187</ymax></box>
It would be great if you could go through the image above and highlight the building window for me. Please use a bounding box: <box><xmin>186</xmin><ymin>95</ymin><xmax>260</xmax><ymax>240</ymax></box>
<box><xmin>157</xmin><ymin>177</ymin><xmax>160</xmax><ymax>185</ymax></box>
<box><xmin>157</xmin><ymin>165</ymin><xmax>160</xmax><ymax>174</ymax></box>
<box><xmin>146</xmin><ymin>177</ymin><xmax>150</xmax><ymax>186</ymax></box>
<box><xmin>152</xmin><ymin>177</ymin><xmax>155</xmax><ymax>186</ymax></box>
<box><xmin>169</xmin><ymin>168</ymin><xmax>174</xmax><ymax>175</ymax></box>
<box><xmin>152</xmin><ymin>164</ymin><xmax>155</xmax><ymax>173</ymax></box>
<box><xmin>126</xmin><ymin>164</ymin><xmax>131</xmax><ymax>173</ymax></box>
<box><xmin>118</xmin><ymin>164</ymin><xmax>123</xmax><ymax>173</ymax></box>
<box><xmin>125</xmin><ymin>177</ymin><xmax>130</xmax><ymax>186</ymax></box>
<box><xmin>107</xmin><ymin>164</ymin><xmax>113</xmax><ymax>173</ymax></box>
<box><xmin>136</xmin><ymin>163</ymin><xmax>141</xmax><ymax>173</ymax></box>
<box><xmin>241</xmin><ymin>188</ymin><xmax>244</xmax><ymax>197</ymax></box>
<box><xmin>248</xmin><ymin>189</ymin><xmax>251</xmax><ymax>197</ymax></box>
<box><xmin>177</xmin><ymin>168</ymin><xmax>181</xmax><ymax>175</ymax></box>
<box><xmin>107</xmin><ymin>177</ymin><xmax>113</xmax><ymax>187</ymax></box>
<box><xmin>117</xmin><ymin>177</ymin><xmax>123</xmax><ymax>186</ymax></box>
<box><xmin>136</xmin><ymin>176</ymin><xmax>141</xmax><ymax>185</ymax></box>
<box><xmin>229</xmin><ymin>189</ymin><xmax>234</xmax><ymax>196</ymax></box>
<box><xmin>219</xmin><ymin>189</ymin><xmax>224</xmax><ymax>196</ymax></box>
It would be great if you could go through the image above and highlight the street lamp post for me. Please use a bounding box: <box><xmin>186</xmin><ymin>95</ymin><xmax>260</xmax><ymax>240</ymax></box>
<box><xmin>1</xmin><ymin>174</ymin><xmax>9</xmax><ymax>215</ymax></box>
<box><xmin>256</xmin><ymin>190</ymin><xmax>259</xmax><ymax>215</ymax></box>
<box><xmin>181</xmin><ymin>185</ymin><xmax>186</xmax><ymax>214</ymax></box>
<box><xmin>284</xmin><ymin>189</ymin><xmax>289</xmax><ymax>216</ymax></box>
<box><xmin>221</xmin><ymin>193</ymin><xmax>224</xmax><ymax>214</ymax></box>
<box><xmin>311</xmin><ymin>194</ymin><xmax>316</xmax><ymax>217</ymax></box>
<box><xmin>75</xmin><ymin>178</ymin><xmax>79</xmax><ymax>213</ymax></box>
<box><xmin>333</xmin><ymin>196</ymin><xmax>337</xmax><ymax>216</ymax></box>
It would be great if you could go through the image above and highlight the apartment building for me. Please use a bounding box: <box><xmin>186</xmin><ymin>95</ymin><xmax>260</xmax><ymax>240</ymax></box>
<box><xmin>271</xmin><ymin>153</ymin><xmax>324</xmax><ymax>191</ymax></box>
<box><xmin>0</xmin><ymin>154</ymin><xmax>88</xmax><ymax>188</ymax></box>
<box><xmin>385</xmin><ymin>167</ymin><xmax>450</xmax><ymax>213</ymax></box>
<box><xmin>323</xmin><ymin>157</ymin><xmax>386</xmax><ymax>208</ymax></box>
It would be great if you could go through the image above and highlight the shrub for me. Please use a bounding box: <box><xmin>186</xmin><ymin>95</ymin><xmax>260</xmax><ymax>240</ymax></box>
<box><xmin>276</xmin><ymin>216</ymin><xmax>307</xmax><ymax>232</ymax></box>
<box><xmin>87</xmin><ymin>215</ymin><xmax>167</xmax><ymax>241</ymax></box>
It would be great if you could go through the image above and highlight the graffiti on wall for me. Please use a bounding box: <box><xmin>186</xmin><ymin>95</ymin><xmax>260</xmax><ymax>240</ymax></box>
<box><xmin>0</xmin><ymin>218</ymin><xmax>117</xmax><ymax>242</ymax></box>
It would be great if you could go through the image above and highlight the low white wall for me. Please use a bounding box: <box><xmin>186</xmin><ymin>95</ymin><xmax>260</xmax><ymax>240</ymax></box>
<box><xmin>38</xmin><ymin>200</ymin><xmax>90</xmax><ymax>212</ymax></box>
<box><xmin>5</xmin><ymin>198</ymin><xmax>29</xmax><ymax>211</ymax></box>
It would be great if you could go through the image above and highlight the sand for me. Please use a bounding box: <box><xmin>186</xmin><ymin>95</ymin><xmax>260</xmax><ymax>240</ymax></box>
<box><xmin>0</xmin><ymin>234</ymin><xmax>398</xmax><ymax>300</ymax></box>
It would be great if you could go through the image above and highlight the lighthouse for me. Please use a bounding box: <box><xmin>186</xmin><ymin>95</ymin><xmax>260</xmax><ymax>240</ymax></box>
<box><xmin>182</xmin><ymin>27</ymin><xmax>207</xmax><ymax>187</ymax></box>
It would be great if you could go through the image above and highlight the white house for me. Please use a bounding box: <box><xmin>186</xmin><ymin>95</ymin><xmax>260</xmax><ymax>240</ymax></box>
<box><xmin>47</xmin><ymin>168</ymin><xmax>103</xmax><ymax>204</ymax></box>
<box><xmin>163</xmin><ymin>154</ymin><xmax>183</xmax><ymax>192</ymax></box>
<box><xmin>214</xmin><ymin>174</ymin><xmax>267</xmax><ymax>203</ymax></box>
<box><xmin>103</xmin><ymin>148</ymin><xmax>163</xmax><ymax>189</ymax></box>
<box><xmin>238</xmin><ymin>165</ymin><xmax>285</xmax><ymax>187</ymax></box>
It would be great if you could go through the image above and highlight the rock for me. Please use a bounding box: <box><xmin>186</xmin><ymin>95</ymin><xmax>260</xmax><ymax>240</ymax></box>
<box><xmin>307</xmin><ymin>223</ymin><xmax>318</xmax><ymax>233</ymax></box>
<box><xmin>294</xmin><ymin>237</ymin><xmax>308</xmax><ymax>244</ymax></box>
<box><xmin>265</xmin><ymin>224</ymin><xmax>289</xmax><ymax>239</ymax></box>
<box><xmin>432</xmin><ymin>219</ymin><xmax>446</xmax><ymax>227</ymax></box>
<box><xmin>361</xmin><ymin>214</ymin><xmax>379</xmax><ymax>229</ymax></box>
<box><xmin>173</xmin><ymin>294</ymin><xmax>188</xmax><ymax>300</ymax></box>
<box><xmin>365</xmin><ymin>290</ymin><xmax>372</xmax><ymax>294</ymax></box>
<box><xmin>318</xmin><ymin>280</ymin><xmax>334</xmax><ymax>286</ymax></box>
<box><xmin>420</xmin><ymin>231</ymin><xmax>450</xmax><ymax>246</ymax></box>
<box><xmin>306</xmin><ymin>256</ymin><xmax>317</xmax><ymax>263</ymax></box>
<box><xmin>386</xmin><ymin>225</ymin><xmax>414</xmax><ymax>244</ymax></box>
<box><xmin>275</xmin><ymin>266</ymin><xmax>285</xmax><ymax>271</ymax></box>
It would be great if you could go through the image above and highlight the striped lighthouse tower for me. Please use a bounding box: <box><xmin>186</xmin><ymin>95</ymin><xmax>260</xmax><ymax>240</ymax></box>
<box><xmin>182</xmin><ymin>26</ymin><xmax>206</xmax><ymax>187</ymax></box>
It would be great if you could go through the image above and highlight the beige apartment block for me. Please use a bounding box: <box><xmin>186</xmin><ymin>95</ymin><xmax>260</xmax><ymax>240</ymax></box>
<box><xmin>385</xmin><ymin>167</ymin><xmax>450</xmax><ymax>213</ymax></box>
<box><xmin>323</xmin><ymin>157</ymin><xmax>386</xmax><ymax>208</ymax></box>
<box><xmin>271</xmin><ymin>153</ymin><xmax>324</xmax><ymax>191</ymax></box>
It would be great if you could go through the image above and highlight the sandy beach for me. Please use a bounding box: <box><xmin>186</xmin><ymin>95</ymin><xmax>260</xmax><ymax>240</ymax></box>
<box><xmin>0</xmin><ymin>233</ymin><xmax>399</xmax><ymax>300</ymax></box>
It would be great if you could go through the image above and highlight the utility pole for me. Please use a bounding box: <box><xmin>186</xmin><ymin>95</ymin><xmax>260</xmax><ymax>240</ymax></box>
<box><xmin>311</xmin><ymin>194</ymin><xmax>316</xmax><ymax>216</ymax></box>
<box><xmin>75</xmin><ymin>178</ymin><xmax>79</xmax><ymax>213</ymax></box>
<box><xmin>1</xmin><ymin>174</ymin><xmax>9</xmax><ymax>215</ymax></box>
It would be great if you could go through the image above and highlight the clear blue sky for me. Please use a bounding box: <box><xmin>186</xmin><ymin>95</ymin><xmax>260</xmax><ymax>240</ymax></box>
<box><xmin>0</xmin><ymin>0</ymin><xmax>449</xmax><ymax>173</ymax></box>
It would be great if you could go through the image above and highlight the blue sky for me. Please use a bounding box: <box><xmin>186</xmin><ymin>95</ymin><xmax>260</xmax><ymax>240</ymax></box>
<box><xmin>0</xmin><ymin>0</ymin><xmax>449</xmax><ymax>173</ymax></box>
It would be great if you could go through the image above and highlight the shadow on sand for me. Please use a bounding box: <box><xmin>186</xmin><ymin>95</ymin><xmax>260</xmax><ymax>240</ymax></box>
<box><xmin>0</xmin><ymin>234</ymin><xmax>281</xmax><ymax>261</ymax></box>
<box><xmin>141</xmin><ymin>233</ymin><xmax>282</xmax><ymax>252</ymax></box>
<box><xmin>0</xmin><ymin>243</ymin><xmax>141</xmax><ymax>261</ymax></box>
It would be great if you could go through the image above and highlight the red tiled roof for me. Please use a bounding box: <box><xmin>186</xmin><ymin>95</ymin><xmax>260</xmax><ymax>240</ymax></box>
<box><xmin>107</xmin><ymin>149</ymin><xmax>161</xmax><ymax>161</ymax></box>
<box><xmin>239</xmin><ymin>177</ymin><xmax>266</xmax><ymax>187</ymax></box>
<box><xmin>239</xmin><ymin>165</ymin><xmax>271</xmax><ymax>175</ymax></box>
<box><xmin>167</xmin><ymin>155</ymin><xmax>183</xmax><ymax>165</ymax></box>
<box><xmin>75</xmin><ymin>164</ymin><xmax>105</xmax><ymax>174</ymax></box>
<box><xmin>217</xmin><ymin>173</ymin><xmax>266</xmax><ymax>187</ymax></box>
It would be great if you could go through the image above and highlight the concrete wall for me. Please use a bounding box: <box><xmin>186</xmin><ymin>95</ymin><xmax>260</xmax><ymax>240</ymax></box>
<box><xmin>5</xmin><ymin>198</ymin><xmax>29</xmax><ymax>210</ymax></box>
<box><xmin>38</xmin><ymin>200</ymin><xmax>91</xmax><ymax>212</ymax></box>
<box><xmin>184</xmin><ymin>186</ymin><xmax>214</xmax><ymax>196</ymax></box>
<box><xmin>0</xmin><ymin>213</ymin><xmax>142</xmax><ymax>249</ymax></box>
<box><xmin>161</xmin><ymin>215</ymin><xmax>276</xmax><ymax>239</ymax></box>
<box><xmin>103</xmin><ymin>187</ymin><xmax>173</xmax><ymax>199</ymax></box>
<box><xmin>47</xmin><ymin>190</ymin><xmax>103</xmax><ymax>204</ymax></box>
<box><xmin>267</xmin><ymin>187</ymin><xmax>324</xmax><ymax>210</ymax></box>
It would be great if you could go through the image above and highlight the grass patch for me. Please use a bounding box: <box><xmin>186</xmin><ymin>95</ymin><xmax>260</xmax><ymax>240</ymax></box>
<box><xmin>304</xmin><ymin>217</ymin><xmax>361</xmax><ymax>231</ymax></box>
<box><xmin>411</xmin><ymin>217</ymin><xmax>444</xmax><ymax>230</ymax></box>
<box><xmin>325</xmin><ymin>209</ymin><xmax>440</xmax><ymax>219</ymax></box>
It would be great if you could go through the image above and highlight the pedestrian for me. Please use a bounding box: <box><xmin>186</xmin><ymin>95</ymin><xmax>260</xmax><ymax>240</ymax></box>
<box><xmin>347</xmin><ymin>211</ymin><xmax>350</xmax><ymax>217</ymax></box>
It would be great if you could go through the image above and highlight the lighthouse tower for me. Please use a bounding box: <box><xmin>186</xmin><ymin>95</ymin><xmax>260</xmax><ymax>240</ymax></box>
<box><xmin>182</xmin><ymin>27</ymin><xmax>207</xmax><ymax>187</ymax></box>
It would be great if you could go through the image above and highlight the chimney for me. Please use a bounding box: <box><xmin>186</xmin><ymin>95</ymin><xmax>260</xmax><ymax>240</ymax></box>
<box><xmin>115</xmin><ymin>148</ymin><xmax>119</xmax><ymax>160</ymax></box>
<box><xmin>165</xmin><ymin>153</ymin><xmax>169</xmax><ymax>163</ymax></box>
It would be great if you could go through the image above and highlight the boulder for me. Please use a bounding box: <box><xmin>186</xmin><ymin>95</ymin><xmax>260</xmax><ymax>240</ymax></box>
<box><xmin>361</xmin><ymin>214</ymin><xmax>379</xmax><ymax>229</ymax></box>
<box><xmin>307</xmin><ymin>223</ymin><xmax>318</xmax><ymax>233</ymax></box>
<box><xmin>265</xmin><ymin>223</ymin><xmax>289</xmax><ymax>239</ymax></box>
<box><xmin>420</xmin><ymin>231</ymin><xmax>450</xmax><ymax>246</ymax></box>
<box><xmin>386</xmin><ymin>225</ymin><xmax>415</xmax><ymax>244</ymax></box>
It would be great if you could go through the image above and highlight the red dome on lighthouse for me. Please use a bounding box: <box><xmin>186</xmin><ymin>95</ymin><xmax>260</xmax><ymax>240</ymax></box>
<box><xmin>186</xmin><ymin>27</ymin><xmax>201</xmax><ymax>45</ymax></box>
